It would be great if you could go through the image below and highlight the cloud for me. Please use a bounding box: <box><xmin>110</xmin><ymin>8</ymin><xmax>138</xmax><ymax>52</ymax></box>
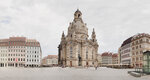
<box><xmin>0</xmin><ymin>0</ymin><xmax>150</xmax><ymax>57</ymax></box>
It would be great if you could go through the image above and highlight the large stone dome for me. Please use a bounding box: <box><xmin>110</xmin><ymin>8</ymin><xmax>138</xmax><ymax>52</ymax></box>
<box><xmin>68</xmin><ymin>9</ymin><xmax>88</xmax><ymax>38</ymax></box>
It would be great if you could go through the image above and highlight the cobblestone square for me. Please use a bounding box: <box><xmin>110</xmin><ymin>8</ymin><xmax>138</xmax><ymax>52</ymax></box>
<box><xmin>0</xmin><ymin>67</ymin><xmax>150</xmax><ymax>80</ymax></box>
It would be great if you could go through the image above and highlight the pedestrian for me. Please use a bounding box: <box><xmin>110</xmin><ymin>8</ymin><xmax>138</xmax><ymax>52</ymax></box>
<box><xmin>95</xmin><ymin>65</ymin><xmax>98</xmax><ymax>70</ymax></box>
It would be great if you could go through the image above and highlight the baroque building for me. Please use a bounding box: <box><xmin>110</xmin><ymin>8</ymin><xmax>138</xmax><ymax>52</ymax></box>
<box><xmin>58</xmin><ymin>9</ymin><xmax>99</xmax><ymax>67</ymax></box>
<box><xmin>131</xmin><ymin>33</ymin><xmax>150</xmax><ymax>68</ymax></box>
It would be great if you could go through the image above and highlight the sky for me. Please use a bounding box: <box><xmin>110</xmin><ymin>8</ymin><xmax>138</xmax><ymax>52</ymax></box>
<box><xmin>0</xmin><ymin>0</ymin><xmax>150</xmax><ymax>57</ymax></box>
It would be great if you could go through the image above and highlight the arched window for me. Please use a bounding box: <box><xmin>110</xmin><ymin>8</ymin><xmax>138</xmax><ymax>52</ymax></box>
<box><xmin>78</xmin><ymin>45</ymin><xmax>80</xmax><ymax>54</ymax></box>
<box><xmin>146</xmin><ymin>39</ymin><xmax>149</xmax><ymax>43</ymax></box>
<box><xmin>86</xmin><ymin>48</ymin><xmax>88</xmax><ymax>59</ymax></box>
<box><xmin>92</xmin><ymin>50</ymin><xmax>94</xmax><ymax>59</ymax></box>
<box><xmin>70</xmin><ymin>47</ymin><xmax>73</xmax><ymax>58</ymax></box>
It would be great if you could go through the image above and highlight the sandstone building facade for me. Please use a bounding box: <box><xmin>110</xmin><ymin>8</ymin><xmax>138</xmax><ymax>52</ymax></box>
<box><xmin>131</xmin><ymin>33</ymin><xmax>150</xmax><ymax>68</ymax></box>
<box><xmin>112</xmin><ymin>54</ymin><xmax>118</xmax><ymax>64</ymax></box>
<box><xmin>58</xmin><ymin>9</ymin><xmax>99</xmax><ymax>67</ymax></box>
<box><xmin>101</xmin><ymin>52</ymin><xmax>112</xmax><ymax>66</ymax></box>
<box><xmin>42</xmin><ymin>55</ymin><xmax>58</xmax><ymax>67</ymax></box>
<box><xmin>101</xmin><ymin>52</ymin><xmax>118</xmax><ymax>66</ymax></box>
<box><xmin>119</xmin><ymin>33</ymin><xmax>150</xmax><ymax>68</ymax></box>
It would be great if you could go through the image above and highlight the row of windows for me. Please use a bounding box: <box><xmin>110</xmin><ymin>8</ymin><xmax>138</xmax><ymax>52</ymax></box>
<box><xmin>27</xmin><ymin>51</ymin><xmax>39</xmax><ymax>54</ymax></box>
<box><xmin>1</xmin><ymin>54</ymin><xmax>40</xmax><ymax>57</ymax></box>
<box><xmin>121</xmin><ymin>54</ymin><xmax>130</xmax><ymax>58</ymax></box>
<box><xmin>9</xmin><ymin>49</ymin><xmax>25</xmax><ymax>52</ymax></box>
<box><xmin>143</xmin><ymin>56</ymin><xmax>150</xmax><ymax>60</ymax></box>
<box><xmin>27</xmin><ymin>55</ymin><xmax>39</xmax><ymax>58</ymax></box>
<box><xmin>121</xmin><ymin>49</ymin><xmax>130</xmax><ymax>54</ymax></box>
<box><xmin>8</xmin><ymin>46</ymin><xmax>40</xmax><ymax>49</ymax></box>
<box><xmin>121</xmin><ymin>44</ymin><xmax>130</xmax><ymax>50</ymax></box>
<box><xmin>0</xmin><ymin>58</ymin><xmax>7</xmax><ymax>61</ymax></box>
<box><xmin>8</xmin><ymin>50</ymin><xmax>40</xmax><ymax>53</ymax></box>
<box><xmin>132</xmin><ymin>45</ymin><xmax>142</xmax><ymax>50</ymax></box>
<box><xmin>27</xmin><ymin>59</ymin><xmax>39</xmax><ymax>62</ymax></box>
<box><xmin>9</xmin><ymin>42</ymin><xmax>38</xmax><ymax>45</ymax></box>
<box><xmin>132</xmin><ymin>51</ymin><xmax>143</xmax><ymax>55</ymax></box>
<box><xmin>0</xmin><ymin>54</ymin><xmax>7</xmax><ymax>57</ymax></box>
<box><xmin>0</xmin><ymin>47</ymin><xmax>7</xmax><ymax>49</ymax></box>
<box><xmin>0</xmin><ymin>46</ymin><xmax>40</xmax><ymax>50</ymax></box>
<box><xmin>0</xmin><ymin>50</ymin><xmax>7</xmax><ymax>53</ymax></box>
<box><xmin>8</xmin><ymin>63</ymin><xmax>24</xmax><ymax>67</ymax></box>
<box><xmin>0</xmin><ymin>58</ymin><xmax>40</xmax><ymax>62</ymax></box>
<box><xmin>132</xmin><ymin>57</ymin><xmax>142</xmax><ymax>61</ymax></box>
<box><xmin>8</xmin><ymin>58</ymin><xmax>25</xmax><ymax>61</ymax></box>
<box><xmin>122</xmin><ymin>60</ymin><xmax>130</xmax><ymax>63</ymax></box>
<box><xmin>132</xmin><ymin>39</ymin><xmax>143</xmax><ymax>45</ymax></box>
<box><xmin>9</xmin><ymin>46</ymin><xmax>25</xmax><ymax>48</ymax></box>
<box><xmin>47</xmin><ymin>60</ymin><xmax>58</xmax><ymax>64</ymax></box>
<box><xmin>132</xmin><ymin>38</ymin><xmax>149</xmax><ymax>45</ymax></box>
<box><xmin>27</xmin><ymin>47</ymin><xmax>40</xmax><ymax>49</ymax></box>
<box><xmin>8</xmin><ymin>54</ymin><xmax>25</xmax><ymax>57</ymax></box>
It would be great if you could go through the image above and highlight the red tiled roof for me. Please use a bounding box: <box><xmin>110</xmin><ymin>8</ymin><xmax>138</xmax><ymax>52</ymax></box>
<box><xmin>0</xmin><ymin>37</ymin><xmax>40</xmax><ymax>47</ymax></box>
<box><xmin>9</xmin><ymin>37</ymin><xmax>26</xmax><ymax>41</ymax></box>
<box><xmin>101</xmin><ymin>52</ymin><xmax>112</xmax><ymax>56</ymax></box>
<box><xmin>112</xmin><ymin>54</ymin><xmax>118</xmax><ymax>57</ymax></box>
<box><xmin>44</xmin><ymin>55</ymin><xmax>58</xmax><ymax>59</ymax></box>
<box><xmin>121</xmin><ymin>37</ymin><xmax>132</xmax><ymax>47</ymax></box>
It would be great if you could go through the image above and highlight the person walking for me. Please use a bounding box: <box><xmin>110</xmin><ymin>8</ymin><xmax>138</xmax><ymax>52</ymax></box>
<box><xmin>95</xmin><ymin>65</ymin><xmax>98</xmax><ymax>70</ymax></box>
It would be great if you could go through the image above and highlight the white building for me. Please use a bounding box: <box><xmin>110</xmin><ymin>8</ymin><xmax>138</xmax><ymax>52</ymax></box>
<box><xmin>0</xmin><ymin>39</ymin><xmax>8</xmax><ymax>67</ymax></box>
<box><xmin>0</xmin><ymin>37</ymin><xmax>42</xmax><ymax>67</ymax></box>
<box><xmin>25</xmin><ymin>39</ymin><xmax>42</xmax><ymax>67</ymax></box>
<box><xmin>120</xmin><ymin>37</ymin><xmax>132</xmax><ymax>65</ymax></box>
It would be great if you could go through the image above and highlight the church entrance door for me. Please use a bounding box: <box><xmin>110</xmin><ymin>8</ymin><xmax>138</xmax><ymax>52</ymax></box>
<box><xmin>86</xmin><ymin>62</ymin><xmax>88</xmax><ymax>66</ymax></box>
<box><xmin>78</xmin><ymin>54</ymin><xmax>82</xmax><ymax>66</ymax></box>
<box><xmin>70</xmin><ymin>61</ymin><xmax>72</xmax><ymax>67</ymax></box>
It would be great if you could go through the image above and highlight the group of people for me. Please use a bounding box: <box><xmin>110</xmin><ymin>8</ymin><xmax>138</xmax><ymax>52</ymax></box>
<box><xmin>85</xmin><ymin>65</ymin><xmax>98</xmax><ymax>70</ymax></box>
<box><xmin>60</xmin><ymin>65</ymin><xmax>98</xmax><ymax>70</ymax></box>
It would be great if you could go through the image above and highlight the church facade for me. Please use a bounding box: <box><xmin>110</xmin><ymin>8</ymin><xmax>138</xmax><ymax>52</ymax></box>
<box><xmin>58</xmin><ymin>9</ymin><xmax>99</xmax><ymax>67</ymax></box>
